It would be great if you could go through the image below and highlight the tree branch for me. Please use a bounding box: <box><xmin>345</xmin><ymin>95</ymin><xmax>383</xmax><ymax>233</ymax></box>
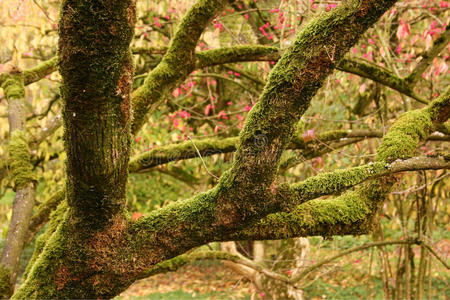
<box><xmin>336</xmin><ymin>58</ymin><xmax>428</xmax><ymax>104</ymax></box>
<box><xmin>405</xmin><ymin>25</ymin><xmax>450</xmax><ymax>86</ymax></box>
<box><xmin>129</xmin><ymin>128</ymin><xmax>448</xmax><ymax>172</ymax></box>
<box><xmin>23</xmin><ymin>57</ymin><xmax>58</xmax><ymax>85</ymax></box>
<box><xmin>0</xmin><ymin>71</ymin><xmax>37</xmax><ymax>297</ymax></box>
<box><xmin>131</xmin><ymin>0</ymin><xmax>236</xmax><ymax>134</ymax></box>
<box><xmin>232</xmin><ymin>87</ymin><xmax>450</xmax><ymax>241</ymax></box>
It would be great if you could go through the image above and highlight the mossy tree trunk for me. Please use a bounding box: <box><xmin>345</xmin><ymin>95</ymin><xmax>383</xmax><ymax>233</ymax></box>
<box><xmin>12</xmin><ymin>0</ymin><xmax>136</xmax><ymax>298</ymax></box>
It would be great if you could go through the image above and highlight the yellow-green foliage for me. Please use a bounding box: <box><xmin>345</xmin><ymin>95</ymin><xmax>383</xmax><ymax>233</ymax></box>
<box><xmin>7</xmin><ymin>130</ymin><xmax>36</xmax><ymax>190</ymax></box>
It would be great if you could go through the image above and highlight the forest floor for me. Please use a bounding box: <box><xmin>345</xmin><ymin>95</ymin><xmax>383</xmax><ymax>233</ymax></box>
<box><xmin>117</xmin><ymin>262</ymin><xmax>253</xmax><ymax>299</ymax></box>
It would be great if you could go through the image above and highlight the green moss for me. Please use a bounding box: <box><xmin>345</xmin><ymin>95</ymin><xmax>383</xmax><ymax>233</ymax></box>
<box><xmin>7</xmin><ymin>130</ymin><xmax>36</xmax><ymax>190</ymax></box>
<box><xmin>129</xmin><ymin>137</ymin><xmax>238</xmax><ymax>172</ymax></box>
<box><xmin>23</xmin><ymin>200</ymin><xmax>68</xmax><ymax>281</ymax></box>
<box><xmin>291</xmin><ymin>162</ymin><xmax>385</xmax><ymax>201</ymax></box>
<box><xmin>196</xmin><ymin>45</ymin><xmax>280</xmax><ymax>68</ymax></box>
<box><xmin>23</xmin><ymin>57</ymin><xmax>58</xmax><ymax>85</ymax></box>
<box><xmin>0</xmin><ymin>73</ymin><xmax>25</xmax><ymax>99</ymax></box>
<box><xmin>377</xmin><ymin>109</ymin><xmax>432</xmax><ymax>162</ymax></box>
<box><xmin>12</xmin><ymin>211</ymin><xmax>69</xmax><ymax>300</ymax></box>
<box><xmin>426</xmin><ymin>86</ymin><xmax>450</xmax><ymax>123</ymax></box>
<box><xmin>0</xmin><ymin>265</ymin><xmax>13</xmax><ymax>299</ymax></box>
<box><xmin>59</xmin><ymin>0</ymin><xmax>135</xmax><ymax>227</ymax></box>
<box><xmin>234</xmin><ymin>190</ymin><xmax>373</xmax><ymax>240</ymax></box>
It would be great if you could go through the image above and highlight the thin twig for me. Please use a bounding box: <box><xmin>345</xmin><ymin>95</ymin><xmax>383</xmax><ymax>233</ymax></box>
<box><xmin>419</xmin><ymin>240</ymin><xmax>450</xmax><ymax>270</ymax></box>
<box><xmin>187</xmin><ymin>136</ymin><xmax>219</xmax><ymax>180</ymax></box>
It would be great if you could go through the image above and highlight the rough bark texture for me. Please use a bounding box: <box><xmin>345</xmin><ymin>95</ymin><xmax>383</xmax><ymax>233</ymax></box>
<box><xmin>59</xmin><ymin>0</ymin><xmax>135</xmax><ymax>227</ymax></box>
<box><xmin>12</xmin><ymin>0</ymin><xmax>136</xmax><ymax>298</ymax></box>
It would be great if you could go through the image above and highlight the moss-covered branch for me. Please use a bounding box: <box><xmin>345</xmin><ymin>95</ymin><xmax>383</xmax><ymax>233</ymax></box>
<box><xmin>59</xmin><ymin>0</ymin><xmax>135</xmax><ymax>226</ymax></box>
<box><xmin>128</xmin><ymin>129</ymin><xmax>384</xmax><ymax>172</ymax></box>
<box><xmin>232</xmin><ymin>87</ymin><xmax>449</xmax><ymax>241</ymax></box>
<box><xmin>131</xmin><ymin>0</ymin><xmax>236</xmax><ymax>134</ymax></box>
<box><xmin>196</xmin><ymin>45</ymin><xmax>281</xmax><ymax>68</ymax></box>
<box><xmin>23</xmin><ymin>57</ymin><xmax>58</xmax><ymax>85</ymax></box>
<box><xmin>0</xmin><ymin>71</ymin><xmax>37</xmax><ymax>298</ymax></box>
<box><xmin>289</xmin><ymin>157</ymin><xmax>449</xmax><ymax>203</ymax></box>
<box><xmin>337</xmin><ymin>58</ymin><xmax>428</xmax><ymax>104</ymax></box>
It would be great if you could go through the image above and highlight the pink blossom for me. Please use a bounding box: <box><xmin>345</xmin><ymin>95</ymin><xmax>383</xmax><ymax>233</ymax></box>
<box><xmin>396</xmin><ymin>21</ymin><xmax>411</xmax><ymax>39</ymax></box>
<box><xmin>314</xmin><ymin>157</ymin><xmax>323</xmax><ymax>169</ymax></box>
<box><xmin>302</xmin><ymin>129</ymin><xmax>315</xmax><ymax>142</ymax></box>
<box><xmin>245</xmin><ymin>105</ymin><xmax>252</xmax><ymax>112</ymax></box>
<box><xmin>227</xmin><ymin>101</ymin><xmax>232</xmax><ymax>106</ymax></box>
<box><xmin>204</xmin><ymin>104</ymin><xmax>214</xmax><ymax>115</ymax></box>
<box><xmin>359</xmin><ymin>83</ymin><xmax>366</xmax><ymax>93</ymax></box>
<box><xmin>172</xmin><ymin>88</ymin><xmax>183</xmax><ymax>98</ymax></box>
<box><xmin>217</xmin><ymin>111</ymin><xmax>229</xmax><ymax>120</ymax></box>
<box><xmin>326</xmin><ymin>3</ymin><xmax>337</xmax><ymax>11</ymax></box>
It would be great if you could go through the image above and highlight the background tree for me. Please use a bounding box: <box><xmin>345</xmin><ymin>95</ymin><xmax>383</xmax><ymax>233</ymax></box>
<box><xmin>0</xmin><ymin>0</ymin><xmax>448</xmax><ymax>299</ymax></box>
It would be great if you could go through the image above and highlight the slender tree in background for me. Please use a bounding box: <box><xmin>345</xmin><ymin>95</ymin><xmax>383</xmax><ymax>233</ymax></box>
<box><xmin>0</xmin><ymin>0</ymin><xmax>448</xmax><ymax>298</ymax></box>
